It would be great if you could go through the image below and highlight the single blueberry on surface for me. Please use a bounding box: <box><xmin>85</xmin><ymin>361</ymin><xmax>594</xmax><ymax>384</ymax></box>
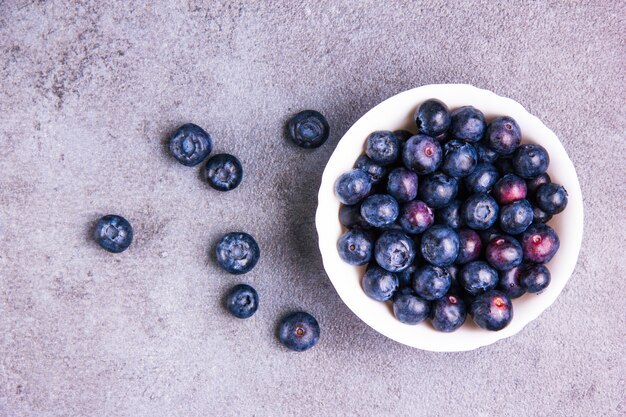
<box><xmin>278</xmin><ymin>312</ymin><xmax>320</xmax><ymax>352</ymax></box>
<box><xmin>499</xmin><ymin>199</ymin><xmax>534</xmax><ymax>235</ymax></box>
<box><xmin>441</xmin><ymin>140</ymin><xmax>478</xmax><ymax>177</ymax></box>
<box><xmin>436</xmin><ymin>200</ymin><xmax>463</xmax><ymax>229</ymax></box>
<box><xmin>360</xmin><ymin>194</ymin><xmax>400</xmax><ymax>227</ymax></box>
<box><xmin>287</xmin><ymin>110</ymin><xmax>329</xmax><ymax>148</ymax></box>
<box><xmin>393</xmin><ymin>129</ymin><xmax>414</xmax><ymax>146</ymax></box>
<box><xmin>365</xmin><ymin>131</ymin><xmax>400</xmax><ymax>166</ymax></box>
<box><xmin>374</xmin><ymin>231</ymin><xmax>416</xmax><ymax>272</ymax></box>
<box><xmin>430</xmin><ymin>294</ymin><xmax>467</xmax><ymax>332</ymax></box>
<box><xmin>470</xmin><ymin>290</ymin><xmax>513</xmax><ymax>331</ymax></box>
<box><xmin>402</xmin><ymin>134</ymin><xmax>443</xmax><ymax>175</ymax></box>
<box><xmin>532</xmin><ymin>205</ymin><xmax>553</xmax><ymax>224</ymax></box>
<box><xmin>215</xmin><ymin>232</ymin><xmax>260</xmax><ymax>274</ymax></box>
<box><xmin>339</xmin><ymin>204</ymin><xmax>370</xmax><ymax>229</ymax></box>
<box><xmin>337</xmin><ymin>229</ymin><xmax>373</xmax><ymax>266</ymax></box>
<box><xmin>386</xmin><ymin>167</ymin><xmax>418</xmax><ymax>202</ymax></box>
<box><xmin>459</xmin><ymin>261</ymin><xmax>499</xmax><ymax>296</ymax></box>
<box><xmin>392</xmin><ymin>292</ymin><xmax>430</xmax><ymax>324</ymax></box>
<box><xmin>169</xmin><ymin>123</ymin><xmax>212</xmax><ymax>166</ymax></box>
<box><xmin>356</xmin><ymin>155</ymin><xmax>388</xmax><ymax>184</ymax></box>
<box><xmin>456</xmin><ymin>228</ymin><xmax>483</xmax><ymax>264</ymax></box>
<box><xmin>418</xmin><ymin>172</ymin><xmax>458</xmax><ymax>209</ymax></box>
<box><xmin>497</xmin><ymin>266</ymin><xmax>526</xmax><ymax>299</ymax></box>
<box><xmin>513</xmin><ymin>144</ymin><xmax>550</xmax><ymax>178</ymax></box>
<box><xmin>535</xmin><ymin>183</ymin><xmax>568</xmax><ymax>215</ymax></box>
<box><xmin>334</xmin><ymin>169</ymin><xmax>372</xmax><ymax>205</ymax></box>
<box><xmin>461</xmin><ymin>193</ymin><xmax>499</xmax><ymax>230</ymax></box>
<box><xmin>93</xmin><ymin>214</ymin><xmax>133</xmax><ymax>253</ymax></box>
<box><xmin>449</xmin><ymin>106</ymin><xmax>486</xmax><ymax>143</ymax></box>
<box><xmin>526</xmin><ymin>173</ymin><xmax>551</xmax><ymax>196</ymax></box>
<box><xmin>420</xmin><ymin>225</ymin><xmax>460</xmax><ymax>267</ymax></box>
<box><xmin>398</xmin><ymin>200</ymin><xmax>434</xmax><ymax>234</ymax></box>
<box><xmin>225</xmin><ymin>284</ymin><xmax>259</xmax><ymax>318</ymax></box>
<box><xmin>493</xmin><ymin>174</ymin><xmax>528</xmax><ymax>205</ymax></box>
<box><xmin>485</xmin><ymin>116</ymin><xmax>521</xmax><ymax>155</ymax></box>
<box><xmin>520</xmin><ymin>264</ymin><xmax>551</xmax><ymax>293</ymax></box>
<box><xmin>475</xmin><ymin>142</ymin><xmax>499</xmax><ymax>163</ymax></box>
<box><xmin>485</xmin><ymin>235</ymin><xmax>524</xmax><ymax>271</ymax></box>
<box><xmin>362</xmin><ymin>265</ymin><xmax>399</xmax><ymax>301</ymax></box>
<box><xmin>414</xmin><ymin>99</ymin><xmax>451</xmax><ymax>137</ymax></box>
<box><xmin>205</xmin><ymin>153</ymin><xmax>243</xmax><ymax>191</ymax></box>
<box><xmin>464</xmin><ymin>163</ymin><xmax>499</xmax><ymax>194</ymax></box>
<box><xmin>520</xmin><ymin>223</ymin><xmax>560</xmax><ymax>263</ymax></box>
<box><xmin>412</xmin><ymin>265</ymin><xmax>451</xmax><ymax>301</ymax></box>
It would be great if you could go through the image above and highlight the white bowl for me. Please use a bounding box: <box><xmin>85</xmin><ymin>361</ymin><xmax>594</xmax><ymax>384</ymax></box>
<box><xmin>316</xmin><ymin>84</ymin><xmax>583</xmax><ymax>352</ymax></box>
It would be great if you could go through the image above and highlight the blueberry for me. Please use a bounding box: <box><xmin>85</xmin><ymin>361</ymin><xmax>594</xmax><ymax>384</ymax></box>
<box><xmin>430</xmin><ymin>294</ymin><xmax>467</xmax><ymax>332</ymax></box>
<box><xmin>412</xmin><ymin>265</ymin><xmax>451</xmax><ymax>300</ymax></box>
<box><xmin>436</xmin><ymin>200</ymin><xmax>463</xmax><ymax>229</ymax></box>
<box><xmin>402</xmin><ymin>134</ymin><xmax>443</xmax><ymax>175</ymax></box>
<box><xmin>205</xmin><ymin>153</ymin><xmax>243</xmax><ymax>191</ymax></box>
<box><xmin>493</xmin><ymin>174</ymin><xmax>528</xmax><ymax>205</ymax></box>
<box><xmin>215</xmin><ymin>232</ymin><xmax>260</xmax><ymax>274</ymax></box>
<box><xmin>393</xmin><ymin>129</ymin><xmax>414</xmax><ymax>147</ymax></box>
<box><xmin>337</xmin><ymin>229</ymin><xmax>373</xmax><ymax>266</ymax></box>
<box><xmin>526</xmin><ymin>173</ymin><xmax>551</xmax><ymax>196</ymax></box>
<box><xmin>414</xmin><ymin>99</ymin><xmax>451</xmax><ymax>137</ymax></box>
<box><xmin>418</xmin><ymin>172</ymin><xmax>458</xmax><ymax>209</ymax></box>
<box><xmin>169</xmin><ymin>123</ymin><xmax>212</xmax><ymax>166</ymax></box>
<box><xmin>464</xmin><ymin>163</ymin><xmax>499</xmax><ymax>194</ymax></box>
<box><xmin>335</xmin><ymin>169</ymin><xmax>372</xmax><ymax>205</ymax></box>
<box><xmin>494</xmin><ymin>157</ymin><xmax>516</xmax><ymax>175</ymax></box>
<box><xmin>461</xmin><ymin>193</ymin><xmax>499</xmax><ymax>230</ymax></box>
<box><xmin>478</xmin><ymin>226</ymin><xmax>504</xmax><ymax>246</ymax></box>
<box><xmin>499</xmin><ymin>199</ymin><xmax>534</xmax><ymax>235</ymax></box>
<box><xmin>386</xmin><ymin>167</ymin><xmax>418</xmax><ymax>202</ymax></box>
<box><xmin>535</xmin><ymin>183</ymin><xmax>568</xmax><ymax>215</ymax></box>
<box><xmin>356</xmin><ymin>155</ymin><xmax>388</xmax><ymax>185</ymax></box>
<box><xmin>497</xmin><ymin>266</ymin><xmax>526</xmax><ymax>299</ymax></box>
<box><xmin>475</xmin><ymin>142</ymin><xmax>499</xmax><ymax>163</ymax></box>
<box><xmin>456</xmin><ymin>228</ymin><xmax>483</xmax><ymax>264</ymax></box>
<box><xmin>441</xmin><ymin>140</ymin><xmax>478</xmax><ymax>177</ymax></box>
<box><xmin>449</xmin><ymin>106</ymin><xmax>486</xmax><ymax>143</ymax></box>
<box><xmin>433</xmin><ymin>131</ymin><xmax>450</xmax><ymax>144</ymax></box>
<box><xmin>225</xmin><ymin>284</ymin><xmax>259</xmax><ymax>319</ymax></box>
<box><xmin>278</xmin><ymin>312</ymin><xmax>320</xmax><ymax>352</ymax></box>
<box><xmin>520</xmin><ymin>264</ymin><xmax>551</xmax><ymax>293</ymax></box>
<box><xmin>485</xmin><ymin>116</ymin><xmax>521</xmax><ymax>155</ymax></box>
<box><xmin>398</xmin><ymin>200</ymin><xmax>434</xmax><ymax>234</ymax></box>
<box><xmin>374</xmin><ymin>231</ymin><xmax>416</xmax><ymax>272</ymax></box>
<box><xmin>360</xmin><ymin>194</ymin><xmax>399</xmax><ymax>227</ymax></box>
<box><xmin>485</xmin><ymin>235</ymin><xmax>523</xmax><ymax>271</ymax></box>
<box><xmin>287</xmin><ymin>110</ymin><xmax>329</xmax><ymax>148</ymax></box>
<box><xmin>362</xmin><ymin>265</ymin><xmax>399</xmax><ymax>301</ymax></box>
<box><xmin>459</xmin><ymin>261</ymin><xmax>499</xmax><ymax>296</ymax></box>
<box><xmin>93</xmin><ymin>214</ymin><xmax>133</xmax><ymax>253</ymax></box>
<box><xmin>532</xmin><ymin>205</ymin><xmax>553</xmax><ymax>224</ymax></box>
<box><xmin>392</xmin><ymin>292</ymin><xmax>430</xmax><ymax>324</ymax></box>
<box><xmin>513</xmin><ymin>144</ymin><xmax>550</xmax><ymax>178</ymax></box>
<box><xmin>420</xmin><ymin>225</ymin><xmax>460</xmax><ymax>267</ymax></box>
<box><xmin>470</xmin><ymin>290</ymin><xmax>513</xmax><ymax>331</ymax></box>
<box><xmin>339</xmin><ymin>204</ymin><xmax>370</xmax><ymax>229</ymax></box>
<box><xmin>520</xmin><ymin>223</ymin><xmax>560</xmax><ymax>263</ymax></box>
<box><xmin>365</xmin><ymin>131</ymin><xmax>400</xmax><ymax>166</ymax></box>
<box><xmin>397</xmin><ymin>263</ymin><xmax>418</xmax><ymax>289</ymax></box>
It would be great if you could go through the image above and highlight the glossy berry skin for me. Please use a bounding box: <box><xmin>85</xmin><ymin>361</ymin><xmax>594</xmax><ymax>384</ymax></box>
<box><xmin>420</xmin><ymin>225</ymin><xmax>460</xmax><ymax>267</ymax></box>
<box><xmin>520</xmin><ymin>223</ymin><xmax>560</xmax><ymax>263</ymax></box>
<box><xmin>335</xmin><ymin>169</ymin><xmax>372</xmax><ymax>205</ymax></box>
<box><xmin>398</xmin><ymin>200</ymin><xmax>434</xmax><ymax>234</ymax></box>
<box><xmin>520</xmin><ymin>264</ymin><xmax>551</xmax><ymax>293</ymax></box>
<box><xmin>225</xmin><ymin>284</ymin><xmax>259</xmax><ymax>319</ymax></box>
<box><xmin>499</xmin><ymin>199</ymin><xmax>534</xmax><ymax>235</ymax></box>
<box><xmin>169</xmin><ymin>123</ymin><xmax>212</xmax><ymax>166</ymax></box>
<box><xmin>393</xmin><ymin>129</ymin><xmax>414</xmax><ymax>147</ymax></box>
<box><xmin>215</xmin><ymin>232</ymin><xmax>260</xmax><ymax>274</ymax></box>
<box><xmin>362</xmin><ymin>265</ymin><xmax>399</xmax><ymax>301</ymax></box>
<box><xmin>414</xmin><ymin>99</ymin><xmax>451</xmax><ymax>137</ymax></box>
<box><xmin>456</xmin><ymin>228</ymin><xmax>483</xmax><ymax>264</ymax></box>
<box><xmin>441</xmin><ymin>140</ymin><xmax>478</xmax><ymax>177</ymax></box>
<box><xmin>493</xmin><ymin>174</ymin><xmax>527</xmax><ymax>205</ymax></box>
<box><xmin>418</xmin><ymin>172</ymin><xmax>458</xmax><ymax>209</ymax></box>
<box><xmin>360</xmin><ymin>194</ymin><xmax>399</xmax><ymax>227</ymax></box>
<box><xmin>386</xmin><ymin>167</ymin><xmax>418</xmax><ymax>202</ymax></box>
<box><xmin>475</xmin><ymin>142</ymin><xmax>499</xmax><ymax>163</ymax></box>
<box><xmin>287</xmin><ymin>110</ymin><xmax>329</xmax><ymax>148</ymax></box>
<box><xmin>374</xmin><ymin>231</ymin><xmax>416</xmax><ymax>272</ymax></box>
<box><xmin>470</xmin><ymin>290</ymin><xmax>513</xmax><ymax>331</ymax></box>
<box><xmin>485</xmin><ymin>235</ymin><xmax>524</xmax><ymax>271</ymax></box>
<box><xmin>513</xmin><ymin>144</ymin><xmax>550</xmax><ymax>178</ymax></box>
<box><xmin>461</xmin><ymin>193</ymin><xmax>499</xmax><ymax>230</ymax></box>
<box><xmin>402</xmin><ymin>134</ymin><xmax>443</xmax><ymax>175</ymax></box>
<box><xmin>535</xmin><ymin>183</ymin><xmax>568</xmax><ymax>215</ymax></box>
<box><xmin>464</xmin><ymin>163</ymin><xmax>499</xmax><ymax>194</ymax></box>
<box><xmin>205</xmin><ymin>153</ymin><xmax>243</xmax><ymax>191</ymax></box>
<box><xmin>339</xmin><ymin>204</ymin><xmax>370</xmax><ymax>229</ymax></box>
<box><xmin>365</xmin><ymin>131</ymin><xmax>400</xmax><ymax>166</ymax></box>
<box><xmin>392</xmin><ymin>292</ymin><xmax>430</xmax><ymax>324</ymax></box>
<box><xmin>449</xmin><ymin>106</ymin><xmax>486</xmax><ymax>143</ymax></box>
<box><xmin>356</xmin><ymin>155</ymin><xmax>387</xmax><ymax>185</ymax></box>
<box><xmin>278</xmin><ymin>312</ymin><xmax>320</xmax><ymax>352</ymax></box>
<box><xmin>337</xmin><ymin>229</ymin><xmax>373</xmax><ymax>266</ymax></box>
<box><xmin>526</xmin><ymin>173</ymin><xmax>551</xmax><ymax>196</ymax></box>
<box><xmin>459</xmin><ymin>261</ymin><xmax>499</xmax><ymax>296</ymax></box>
<box><xmin>412</xmin><ymin>265</ymin><xmax>451</xmax><ymax>300</ymax></box>
<box><xmin>430</xmin><ymin>294</ymin><xmax>467</xmax><ymax>332</ymax></box>
<box><xmin>93</xmin><ymin>214</ymin><xmax>133</xmax><ymax>253</ymax></box>
<box><xmin>485</xmin><ymin>116</ymin><xmax>521</xmax><ymax>155</ymax></box>
<box><xmin>532</xmin><ymin>205</ymin><xmax>553</xmax><ymax>224</ymax></box>
<box><xmin>497</xmin><ymin>266</ymin><xmax>526</xmax><ymax>299</ymax></box>
<box><xmin>436</xmin><ymin>200</ymin><xmax>463</xmax><ymax>229</ymax></box>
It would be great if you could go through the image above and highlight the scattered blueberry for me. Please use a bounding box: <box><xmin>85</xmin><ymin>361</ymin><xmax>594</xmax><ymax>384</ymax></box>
<box><xmin>412</xmin><ymin>265</ymin><xmax>451</xmax><ymax>300</ymax></box>
<box><xmin>339</xmin><ymin>204</ymin><xmax>370</xmax><ymax>229</ymax></box>
<box><xmin>436</xmin><ymin>200</ymin><xmax>463</xmax><ymax>229</ymax></box>
<box><xmin>374</xmin><ymin>231</ymin><xmax>416</xmax><ymax>272</ymax></box>
<box><xmin>492</xmin><ymin>174</ymin><xmax>528</xmax><ymax>205</ymax></box>
<box><xmin>420</xmin><ymin>225</ymin><xmax>460</xmax><ymax>267</ymax></box>
<box><xmin>461</xmin><ymin>193</ymin><xmax>499</xmax><ymax>230</ymax></box>
<box><xmin>441</xmin><ymin>140</ymin><xmax>478</xmax><ymax>177</ymax></box>
<box><xmin>418</xmin><ymin>172</ymin><xmax>458</xmax><ymax>209</ymax></box>
<box><xmin>485</xmin><ymin>116</ymin><xmax>521</xmax><ymax>155</ymax></box>
<box><xmin>497</xmin><ymin>266</ymin><xmax>526</xmax><ymax>299</ymax></box>
<box><xmin>334</xmin><ymin>169</ymin><xmax>372</xmax><ymax>205</ymax></box>
<box><xmin>386</xmin><ymin>167</ymin><xmax>418</xmax><ymax>202</ymax></box>
<box><xmin>360</xmin><ymin>194</ymin><xmax>399</xmax><ymax>227</ymax></box>
<box><xmin>205</xmin><ymin>153</ymin><xmax>243</xmax><ymax>191</ymax></box>
<box><xmin>485</xmin><ymin>235</ymin><xmax>523</xmax><ymax>271</ymax></box>
<box><xmin>520</xmin><ymin>223</ymin><xmax>560</xmax><ymax>263</ymax></box>
<box><xmin>430</xmin><ymin>294</ymin><xmax>467</xmax><ymax>332</ymax></box>
<box><xmin>499</xmin><ymin>199</ymin><xmax>534</xmax><ymax>235</ymax></box>
<box><xmin>470</xmin><ymin>290</ymin><xmax>513</xmax><ymax>331</ymax></box>
<box><xmin>414</xmin><ymin>99</ymin><xmax>451</xmax><ymax>137</ymax></box>
<box><xmin>287</xmin><ymin>110</ymin><xmax>330</xmax><ymax>148</ymax></box>
<box><xmin>456</xmin><ymin>228</ymin><xmax>483</xmax><ymax>264</ymax></box>
<box><xmin>356</xmin><ymin>155</ymin><xmax>388</xmax><ymax>184</ymax></box>
<box><xmin>464</xmin><ymin>163</ymin><xmax>499</xmax><ymax>194</ymax></box>
<box><xmin>535</xmin><ymin>183</ymin><xmax>568</xmax><ymax>215</ymax></box>
<box><xmin>215</xmin><ymin>232</ymin><xmax>260</xmax><ymax>274</ymax></box>
<box><xmin>475</xmin><ymin>142</ymin><xmax>499</xmax><ymax>163</ymax></box>
<box><xmin>93</xmin><ymin>214</ymin><xmax>133</xmax><ymax>253</ymax></box>
<box><xmin>362</xmin><ymin>265</ymin><xmax>399</xmax><ymax>301</ymax></box>
<box><xmin>169</xmin><ymin>123</ymin><xmax>212</xmax><ymax>166</ymax></box>
<box><xmin>513</xmin><ymin>144</ymin><xmax>549</xmax><ymax>178</ymax></box>
<box><xmin>402</xmin><ymin>134</ymin><xmax>442</xmax><ymax>175</ymax></box>
<box><xmin>337</xmin><ymin>229</ymin><xmax>373</xmax><ymax>266</ymax></box>
<box><xmin>459</xmin><ymin>261</ymin><xmax>499</xmax><ymax>296</ymax></box>
<box><xmin>398</xmin><ymin>200</ymin><xmax>434</xmax><ymax>234</ymax></box>
<box><xmin>520</xmin><ymin>264</ymin><xmax>551</xmax><ymax>293</ymax></box>
<box><xmin>449</xmin><ymin>106</ymin><xmax>486</xmax><ymax>143</ymax></box>
<box><xmin>526</xmin><ymin>173</ymin><xmax>551</xmax><ymax>196</ymax></box>
<box><xmin>366</xmin><ymin>131</ymin><xmax>400</xmax><ymax>166</ymax></box>
<box><xmin>393</xmin><ymin>292</ymin><xmax>431</xmax><ymax>324</ymax></box>
<box><xmin>225</xmin><ymin>284</ymin><xmax>259</xmax><ymax>319</ymax></box>
<box><xmin>278</xmin><ymin>311</ymin><xmax>320</xmax><ymax>352</ymax></box>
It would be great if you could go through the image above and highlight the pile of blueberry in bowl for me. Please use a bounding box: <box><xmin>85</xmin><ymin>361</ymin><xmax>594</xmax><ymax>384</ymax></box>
<box><xmin>316</xmin><ymin>85</ymin><xmax>583</xmax><ymax>351</ymax></box>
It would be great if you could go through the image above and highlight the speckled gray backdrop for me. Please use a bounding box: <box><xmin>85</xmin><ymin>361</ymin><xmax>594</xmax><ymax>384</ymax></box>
<box><xmin>0</xmin><ymin>1</ymin><xmax>624</xmax><ymax>416</ymax></box>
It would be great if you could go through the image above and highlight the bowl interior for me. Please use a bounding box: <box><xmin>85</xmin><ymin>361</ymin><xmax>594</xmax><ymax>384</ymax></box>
<box><xmin>315</xmin><ymin>84</ymin><xmax>583</xmax><ymax>352</ymax></box>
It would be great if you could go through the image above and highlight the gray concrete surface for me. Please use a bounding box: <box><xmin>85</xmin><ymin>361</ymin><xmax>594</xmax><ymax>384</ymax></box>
<box><xmin>1</xmin><ymin>1</ymin><xmax>624</xmax><ymax>416</ymax></box>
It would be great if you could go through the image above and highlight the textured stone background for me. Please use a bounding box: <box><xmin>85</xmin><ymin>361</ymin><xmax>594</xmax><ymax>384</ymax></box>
<box><xmin>0</xmin><ymin>1</ymin><xmax>624</xmax><ymax>416</ymax></box>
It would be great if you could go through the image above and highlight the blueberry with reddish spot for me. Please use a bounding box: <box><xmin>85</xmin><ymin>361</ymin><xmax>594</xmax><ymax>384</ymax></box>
<box><xmin>412</xmin><ymin>265</ymin><xmax>451</xmax><ymax>300</ymax></box>
<box><xmin>485</xmin><ymin>116</ymin><xmax>521</xmax><ymax>155</ymax></box>
<box><xmin>520</xmin><ymin>223</ymin><xmax>560</xmax><ymax>263</ymax></box>
<box><xmin>366</xmin><ymin>131</ymin><xmax>400</xmax><ymax>166</ymax></box>
<box><xmin>430</xmin><ymin>294</ymin><xmax>467</xmax><ymax>332</ymax></box>
<box><xmin>402</xmin><ymin>134</ymin><xmax>442</xmax><ymax>175</ymax></box>
<box><xmin>520</xmin><ymin>264</ymin><xmax>551</xmax><ymax>293</ymax></box>
<box><xmin>497</xmin><ymin>266</ymin><xmax>526</xmax><ymax>299</ymax></box>
<box><xmin>356</xmin><ymin>155</ymin><xmax>387</xmax><ymax>185</ymax></box>
<box><xmin>398</xmin><ymin>200</ymin><xmax>434</xmax><ymax>234</ymax></box>
<box><xmin>337</xmin><ymin>229</ymin><xmax>373</xmax><ymax>266</ymax></box>
<box><xmin>441</xmin><ymin>140</ymin><xmax>478</xmax><ymax>177</ymax></box>
<box><xmin>362</xmin><ymin>265</ymin><xmax>399</xmax><ymax>301</ymax></box>
<box><xmin>335</xmin><ymin>169</ymin><xmax>372</xmax><ymax>205</ymax></box>
<box><xmin>436</xmin><ymin>200</ymin><xmax>463</xmax><ymax>229</ymax></box>
<box><xmin>456</xmin><ymin>228</ymin><xmax>483</xmax><ymax>264</ymax></box>
<box><xmin>205</xmin><ymin>153</ymin><xmax>243</xmax><ymax>191</ymax></box>
<box><xmin>493</xmin><ymin>174</ymin><xmax>527</xmax><ymax>205</ymax></box>
<box><xmin>93</xmin><ymin>214</ymin><xmax>133</xmax><ymax>253</ymax></box>
<box><xmin>513</xmin><ymin>144</ymin><xmax>550</xmax><ymax>178</ymax></box>
<box><xmin>418</xmin><ymin>172</ymin><xmax>458</xmax><ymax>209</ymax></box>
<box><xmin>414</xmin><ymin>99</ymin><xmax>451</xmax><ymax>137</ymax></box>
<box><xmin>449</xmin><ymin>106</ymin><xmax>486</xmax><ymax>143</ymax></box>
<box><xmin>287</xmin><ymin>110</ymin><xmax>329</xmax><ymax>148</ymax></box>
<box><xmin>485</xmin><ymin>235</ymin><xmax>523</xmax><ymax>271</ymax></box>
<box><xmin>535</xmin><ymin>183</ymin><xmax>568</xmax><ymax>215</ymax></box>
<box><xmin>392</xmin><ymin>292</ymin><xmax>430</xmax><ymax>324</ymax></box>
<box><xmin>225</xmin><ymin>284</ymin><xmax>259</xmax><ymax>318</ymax></box>
<box><xmin>360</xmin><ymin>194</ymin><xmax>399</xmax><ymax>227</ymax></box>
<box><xmin>526</xmin><ymin>173</ymin><xmax>551</xmax><ymax>196</ymax></box>
<box><xmin>169</xmin><ymin>123</ymin><xmax>212</xmax><ymax>166</ymax></box>
<box><xmin>387</xmin><ymin>167</ymin><xmax>418</xmax><ymax>202</ymax></box>
<box><xmin>464</xmin><ymin>163</ymin><xmax>499</xmax><ymax>194</ymax></box>
<box><xmin>339</xmin><ymin>204</ymin><xmax>370</xmax><ymax>229</ymax></box>
<box><xmin>470</xmin><ymin>290</ymin><xmax>513</xmax><ymax>331</ymax></box>
<box><xmin>420</xmin><ymin>225</ymin><xmax>460</xmax><ymax>267</ymax></box>
<box><xmin>374</xmin><ymin>231</ymin><xmax>416</xmax><ymax>272</ymax></box>
<box><xmin>459</xmin><ymin>261</ymin><xmax>499</xmax><ymax>296</ymax></box>
<box><xmin>499</xmin><ymin>199</ymin><xmax>534</xmax><ymax>235</ymax></box>
<box><xmin>278</xmin><ymin>311</ymin><xmax>320</xmax><ymax>352</ymax></box>
<box><xmin>461</xmin><ymin>193</ymin><xmax>499</xmax><ymax>230</ymax></box>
